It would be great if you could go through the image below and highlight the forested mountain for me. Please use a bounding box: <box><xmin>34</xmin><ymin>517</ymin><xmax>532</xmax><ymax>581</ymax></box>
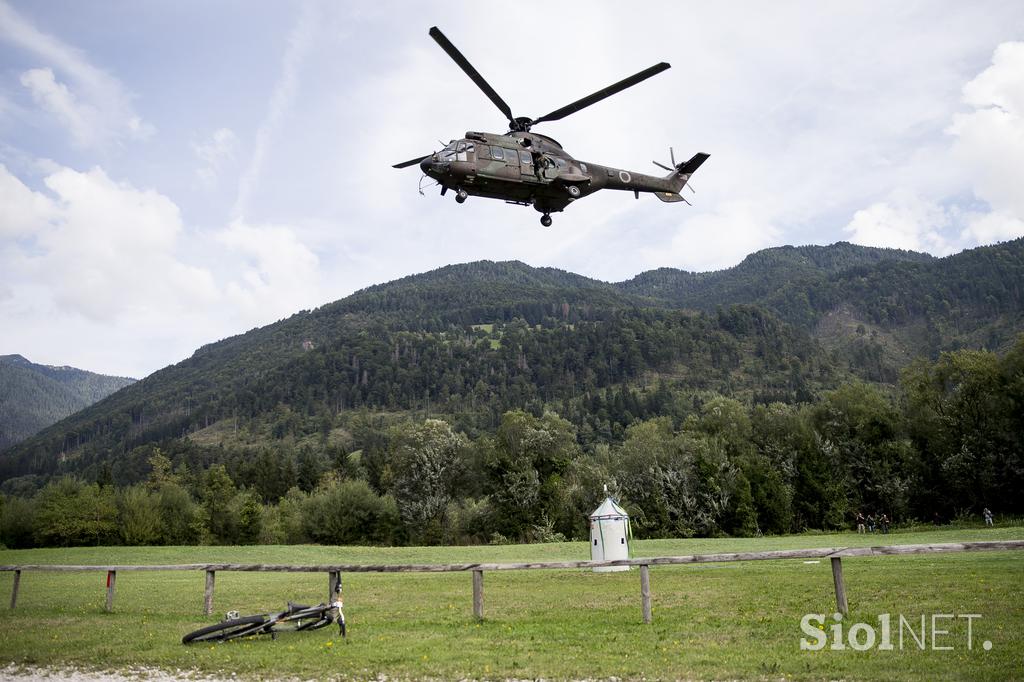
<box><xmin>0</xmin><ymin>355</ymin><xmax>135</xmax><ymax>451</ymax></box>
<box><xmin>619</xmin><ymin>242</ymin><xmax>934</xmax><ymax>312</ymax></box>
<box><xmin>1</xmin><ymin>239</ymin><xmax>1022</xmax><ymax>543</ymax></box>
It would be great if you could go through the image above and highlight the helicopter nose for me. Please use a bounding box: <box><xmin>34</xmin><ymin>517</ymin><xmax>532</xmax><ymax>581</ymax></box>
<box><xmin>420</xmin><ymin>156</ymin><xmax>433</xmax><ymax>174</ymax></box>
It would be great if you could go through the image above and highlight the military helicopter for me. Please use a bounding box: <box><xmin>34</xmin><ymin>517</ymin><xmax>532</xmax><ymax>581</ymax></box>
<box><xmin>394</xmin><ymin>26</ymin><xmax>709</xmax><ymax>227</ymax></box>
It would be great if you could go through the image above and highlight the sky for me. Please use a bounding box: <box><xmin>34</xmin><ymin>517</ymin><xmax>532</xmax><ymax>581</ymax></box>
<box><xmin>1</xmin><ymin>1</ymin><xmax>1023</xmax><ymax>379</ymax></box>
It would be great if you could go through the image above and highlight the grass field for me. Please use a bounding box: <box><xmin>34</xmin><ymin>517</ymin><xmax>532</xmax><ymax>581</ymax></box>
<box><xmin>0</xmin><ymin>526</ymin><xmax>1022</xmax><ymax>680</ymax></box>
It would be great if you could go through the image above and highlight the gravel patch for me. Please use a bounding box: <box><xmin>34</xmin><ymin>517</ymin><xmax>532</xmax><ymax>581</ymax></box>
<box><xmin>0</xmin><ymin>665</ymin><xmax>237</xmax><ymax>682</ymax></box>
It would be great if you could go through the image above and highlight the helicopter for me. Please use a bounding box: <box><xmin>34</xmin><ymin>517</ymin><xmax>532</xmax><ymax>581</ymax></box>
<box><xmin>394</xmin><ymin>26</ymin><xmax>709</xmax><ymax>227</ymax></box>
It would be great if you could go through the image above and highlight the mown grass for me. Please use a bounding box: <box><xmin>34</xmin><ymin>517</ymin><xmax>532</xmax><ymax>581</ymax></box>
<box><xmin>0</xmin><ymin>526</ymin><xmax>1021</xmax><ymax>681</ymax></box>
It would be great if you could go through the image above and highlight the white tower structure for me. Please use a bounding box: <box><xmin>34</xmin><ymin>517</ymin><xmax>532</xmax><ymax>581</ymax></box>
<box><xmin>589</xmin><ymin>491</ymin><xmax>630</xmax><ymax>572</ymax></box>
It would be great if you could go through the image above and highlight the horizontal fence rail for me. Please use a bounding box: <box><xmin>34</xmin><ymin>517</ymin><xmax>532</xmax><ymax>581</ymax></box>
<box><xmin>3</xmin><ymin>540</ymin><xmax>1022</xmax><ymax>622</ymax></box>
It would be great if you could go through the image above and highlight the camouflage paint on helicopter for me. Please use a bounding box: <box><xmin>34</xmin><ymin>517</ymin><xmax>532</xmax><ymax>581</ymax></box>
<box><xmin>394</xmin><ymin>27</ymin><xmax>709</xmax><ymax>227</ymax></box>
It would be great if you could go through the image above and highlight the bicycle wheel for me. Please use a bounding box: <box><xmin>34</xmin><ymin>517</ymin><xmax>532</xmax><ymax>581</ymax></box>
<box><xmin>182</xmin><ymin>615</ymin><xmax>268</xmax><ymax>644</ymax></box>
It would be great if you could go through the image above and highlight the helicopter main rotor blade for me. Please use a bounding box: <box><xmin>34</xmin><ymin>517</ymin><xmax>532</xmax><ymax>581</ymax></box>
<box><xmin>429</xmin><ymin>26</ymin><xmax>514</xmax><ymax>124</ymax></box>
<box><xmin>393</xmin><ymin>155</ymin><xmax>430</xmax><ymax>169</ymax></box>
<box><xmin>532</xmin><ymin>62</ymin><xmax>671</xmax><ymax>125</ymax></box>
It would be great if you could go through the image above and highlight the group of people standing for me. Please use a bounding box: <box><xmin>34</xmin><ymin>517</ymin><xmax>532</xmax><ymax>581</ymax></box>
<box><xmin>854</xmin><ymin>511</ymin><xmax>889</xmax><ymax>534</ymax></box>
<box><xmin>854</xmin><ymin>508</ymin><xmax>996</xmax><ymax>533</ymax></box>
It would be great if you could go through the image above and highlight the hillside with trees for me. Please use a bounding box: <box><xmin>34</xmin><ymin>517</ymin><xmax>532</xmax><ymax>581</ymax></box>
<box><xmin>0</xmin><ymin>355</ymin><xmax>135</xmax><ymax>451</ymax></box>
<box><xmin>1</xmin><ymin>239</ymin><xmax>1022</xmax><ymax>547</ymax></box>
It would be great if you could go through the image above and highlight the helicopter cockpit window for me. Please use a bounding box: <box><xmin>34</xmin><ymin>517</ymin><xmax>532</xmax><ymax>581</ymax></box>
<box><xmin>555</xmin><ymin>158</ymin><xmax>567</xmax><ymax>169</ymax></box>
<box><xmin>455</xmin><ymin>141</ymin><xmax>473</xmax><ymax>162</ymax></box>
<box><xmin>438</xmin><ymin>141</ymin><xmax>458</xmax><ymax>159</ymax></box>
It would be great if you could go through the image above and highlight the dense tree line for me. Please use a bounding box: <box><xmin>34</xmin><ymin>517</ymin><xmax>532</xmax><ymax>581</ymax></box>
<box><xmin>3</xmin><ymin>338</ymin><xmax>1021</xmax><ymax>548</ymax></box>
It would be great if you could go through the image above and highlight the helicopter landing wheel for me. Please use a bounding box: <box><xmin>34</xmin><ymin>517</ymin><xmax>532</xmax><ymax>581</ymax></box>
<box><xmin>566</xmin><ymin>184</ymin><xmax>581</xmax><ymax>199</ymax></box>
<box><xmin>540</xmin><ymin>214</ymin><xmax>552</xmax><ymax>227</ymax></box>
<box><xmin>455</xmin><ymin>188</ymin><xmax>468</xmax><ymax>204</ymax></box>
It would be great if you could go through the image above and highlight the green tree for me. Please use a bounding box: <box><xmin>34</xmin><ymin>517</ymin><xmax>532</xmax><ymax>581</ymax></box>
<box><xmin>145</xmin><ymin>449</ymin><xmax>176</xmax><ymax>491</ymax></box>
<box><xmin>302</xmin><ymin>479</ymin><xmax>400</xmax><ymax>545</ymax></box>
<box><xmin>902</xmin><ymin>345</ymin><xmax>1021</xmax><ymax>516</ymax></box>
<box><xmin>201</xmin><ymin>465</ymin><xmax>239</xmax><ymax>543</ymax></box>
<box><xmin>234</xmin><ymin>490</ymin><xmax>263</xmax><ymax>544</ymax></box>
<box><xmin>33</xmin><ymin>478</ymin><xmax>117</xmax><ymax>547</ymax></box>
<box><xmin>158</xmin><ymin>482</ymin><xmax>204</xmax><ymax>544</ymax></box>
<box><xmin>387</xmin><ymin>419</ymin><xmax>468</xmax><ymax>544</ymax></box>
<box><xmin>117</xmin><ymin>485</ymin><xmax>162</xmax><ymax>545</ymax></box>
<box><xmin>486</xmin><ymin>410</ymin><xmax>579</xmax><ymax>539</ymax></box>
<box><xmin>0</xmin><ymin>495</ymin><xmax>36</xmax><ymax>548</ymax></box>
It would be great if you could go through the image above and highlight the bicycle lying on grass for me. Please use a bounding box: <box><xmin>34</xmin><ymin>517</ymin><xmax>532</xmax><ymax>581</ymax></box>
<box><xmin>182</xmin><ymin>581</ymin><xmax>345</xmax><ymax>644</ymax></box>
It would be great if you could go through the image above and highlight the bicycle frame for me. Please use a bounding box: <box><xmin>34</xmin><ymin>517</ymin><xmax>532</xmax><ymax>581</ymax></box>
<box><xmin>182</xmin><ymin>581</ymin><xmax>345</xmax><ymax>644</ymax></box>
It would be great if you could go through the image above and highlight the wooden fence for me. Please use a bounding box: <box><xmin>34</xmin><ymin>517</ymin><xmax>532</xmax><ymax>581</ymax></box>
<box><xmin>3</xmin><ymin>540</ymin><xmax>1022</xmax><ymax>624</ymax></box>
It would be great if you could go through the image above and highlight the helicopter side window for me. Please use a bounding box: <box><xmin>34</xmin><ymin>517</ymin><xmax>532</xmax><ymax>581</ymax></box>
<box><xmin>555</xmin><ymin>158</ymin><xmax>567</xmax><ymax>169</ymax></box>
<box><xmin>580</xmin><ymin>163</ymin><xmax>588</xmax><ymax>173</ymax></box>
<box><xmin>519</xmin><ymin>150</ymin><xmax>531</xmax><ymax>165</ymax></box>
<box><xmin>502</xmin><ymin>149</ymin><xmax>518</xmax><ymax>165</ymax></box>
<box><xmin>490</xmin><ymin>146</ymin><xmax>504</xmax><ymax>161</ymax></box>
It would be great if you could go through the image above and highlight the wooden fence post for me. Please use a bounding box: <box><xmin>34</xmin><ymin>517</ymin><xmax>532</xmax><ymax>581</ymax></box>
<box><xmin>830</xmin><ymin>557</ymin><xmax>848</xmax><ymax>615</ymax></box>
<box><xmin>472</xmin><ymin>569</ymin><xmax>484</xmax><ymax>620</ymax></box>
<box><xmin>328</xmin><ymin>571</ymin><xmax>341</xmax><ymax>604</ymax></box>
<box><xmin>640</xmin><ymin>564</ymin><xmax>652</xmax><ymax>624</ymax></box>
<box><xmin>204</xmin><ymin>570</ymin><xmax>216</xmax><ymax>615</ymax></box>
<box><xmin>10</xmin><ymin>570</ymin><xmax>20</xmax><ymax>610</ymax></box>
<box><xmin>105</xmin><ymin>570</ymin><xmax>116</xmax><ymax>613</ymax></box>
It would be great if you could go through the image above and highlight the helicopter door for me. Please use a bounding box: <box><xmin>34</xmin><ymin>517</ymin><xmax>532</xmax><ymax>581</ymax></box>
<box><xmin>491</xmin><ymin>146</ymin><xmax>519</xmax><ymax>180</ymax></box>
<box><xmin>518</xmin><ymin>149</ymin><xmax>534</xmax><ymax>180</ymax></box>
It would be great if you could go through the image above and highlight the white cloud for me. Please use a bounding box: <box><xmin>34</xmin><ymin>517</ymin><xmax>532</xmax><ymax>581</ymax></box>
<box><xmin>960</xmin><ymin>211</ymin><xmax>1024</xmax><ymax>244</ymax></box>
<box><xmin>0</xmin><ymin>163</ymin><xmax>328</xmax><ymax>376</ymax></box>
<box><xmin>0</xmin><ymin>162</ymin><xmax>56</xmax><ymax>237</ymax></box>
<box><xmin>844</xmin><ymin>192</ymin><xmax>954</xmax><ymax>254</ymax></box>
<box><xmin>19</xmin><ymin>67</ymin><xmax>97</xmax><ymax>148</ymax></box>
<box><xmin>0</xmin><ymin>0</ymin><xmax>154</xmax><ymax>147</ymax></box>
<box><xmin>193</xmin><ymin>128</ymin><xmax>238</xmax><ymax>188</ymax></box>
<box><xmin>842</xmin><ymin>41</ymin><xmax>1024</xmax><ymax>254</ymax></box>
<box><xmin>948</xmin><ymin>42</ymin><xmax>1024</xmax><ymax>221</ymax></box>
<box><xmin>215</xmin><ymin>219</ymin><xmax>321</xmax><ymax>318</ymax></box>
<box><xmin>654</xmin><ymin>200</ymin><xmax>783</xmax><ymax>272</ymax></box>
<box><xmin>32</xmin><ymin>166</ymin><xmax>217</xmax><ymax>321</ymax></box>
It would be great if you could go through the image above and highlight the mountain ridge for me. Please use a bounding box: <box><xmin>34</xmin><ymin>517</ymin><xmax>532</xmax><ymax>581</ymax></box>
<box><xmin>2</xmin><ymin>238</ymin><xmax>1022</xmax><ymax>483</ymax></box>
<box><xmin>0</xmin><ymin>355</ymin><xmax>135</xmax><ymax>451</ymax></box>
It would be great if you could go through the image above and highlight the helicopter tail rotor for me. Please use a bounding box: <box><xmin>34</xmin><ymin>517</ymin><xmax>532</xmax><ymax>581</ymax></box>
<box><xmin>655</xmin><ymin>151</ymin><xmax>710</xmax><ymax>200</ymax></box>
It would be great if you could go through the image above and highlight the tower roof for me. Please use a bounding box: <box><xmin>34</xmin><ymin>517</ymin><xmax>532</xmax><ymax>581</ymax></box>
<box><xmin>589</xmin><ymin>497</ymin><xmax>628</xmax><ymax>519</ymax></box>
